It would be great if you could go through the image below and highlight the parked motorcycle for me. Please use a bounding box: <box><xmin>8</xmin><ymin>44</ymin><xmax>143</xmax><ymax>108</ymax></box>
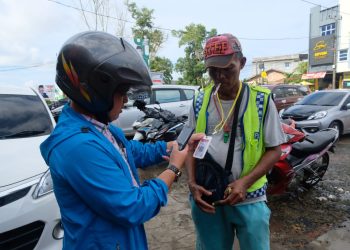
<box><xmin>132</xmin><ymin>100</ymin><xmax>188</xmax><ymax>142</ymax></box>
<box><xmin>267</xmin><ymin>119</ymin><xmax>338</xmax><ymax>195</ymax></box>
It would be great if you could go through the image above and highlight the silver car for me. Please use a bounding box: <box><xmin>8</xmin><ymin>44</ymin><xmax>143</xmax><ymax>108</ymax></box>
<box><xmin>112</xmin><ymin>84</ymin><xmax>199</xmax><ymax>136</ymax></box>
<box><xmin>280</xmin><ymin>90</ymin><xmax>350</xmax><ymax>135</ymax></box>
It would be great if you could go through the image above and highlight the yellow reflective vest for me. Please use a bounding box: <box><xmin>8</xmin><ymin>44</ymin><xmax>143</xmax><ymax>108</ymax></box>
<box><xmin>194</xmin><ymin>83</ymin><xmax>271</xmax><ymax>193</ymax></box>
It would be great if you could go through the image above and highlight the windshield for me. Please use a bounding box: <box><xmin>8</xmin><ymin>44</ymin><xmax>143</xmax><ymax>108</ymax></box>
<box><xmin>0</xmin><ymin>94</ymin><xmax>53</xmax><ymax>139</ymax></box>
<box><xmin>296</xmin><ymin>91</ymin><xmax>346</xmax><ymax>106</ymax></box>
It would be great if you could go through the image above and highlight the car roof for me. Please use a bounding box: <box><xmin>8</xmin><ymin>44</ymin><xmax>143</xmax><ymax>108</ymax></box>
<box><xmin>260</xmin><ymin>84</ymin><xmax>305</xmax><ymax>89</ymax></box>
<box><xmin>151</xmin><ymin>84</ymin><xmax>199</xmax><ymax>90</ymax></box>
<box><xmin>317</xmin><ymin>89</ymin><xmax>350</xmax><ymax>93</ymax></box>
<box><xmin>0</xmin><ymin>85</ymin><xmax>36</xmax><ymax>95</ymax></box>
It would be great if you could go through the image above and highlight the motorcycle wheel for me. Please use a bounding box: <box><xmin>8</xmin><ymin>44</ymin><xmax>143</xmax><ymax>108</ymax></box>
<box><xmin>301</xmin><ymin>152</ymin><xmax>329</xmax><ymax>189</ymax></box>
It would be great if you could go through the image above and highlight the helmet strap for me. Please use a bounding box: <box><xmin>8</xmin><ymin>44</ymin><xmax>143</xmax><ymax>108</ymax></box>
<box><xmin>95</xmin><ymin>112</ymin><xmax>110</xmax><ymax>125</ymax></box>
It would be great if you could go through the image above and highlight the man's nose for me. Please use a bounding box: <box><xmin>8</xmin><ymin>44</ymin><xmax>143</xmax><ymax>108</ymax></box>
<box><xmin>215</xmin><ymin>69</ymin><xmax>224</xmax><ymax>78</ymax></box>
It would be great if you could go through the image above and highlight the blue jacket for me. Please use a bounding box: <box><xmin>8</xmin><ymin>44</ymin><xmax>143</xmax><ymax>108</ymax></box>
<box><xmin>40</xmin><ymin>105</ymin><xmax>169</xmax><ymax>250</ymax></box>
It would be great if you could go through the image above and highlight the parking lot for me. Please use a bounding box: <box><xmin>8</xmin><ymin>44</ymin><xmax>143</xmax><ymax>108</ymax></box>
<box><xmin>141</xmin><ymin>134</ymin><xmax>350</xmax><ymax>250</ymax></box>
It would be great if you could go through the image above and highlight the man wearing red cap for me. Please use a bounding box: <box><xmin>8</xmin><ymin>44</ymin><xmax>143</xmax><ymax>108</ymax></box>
<box><xmin>186</xmin><ymin>34</ymin><xmax>284</xmax><ymax>250</ymax></box>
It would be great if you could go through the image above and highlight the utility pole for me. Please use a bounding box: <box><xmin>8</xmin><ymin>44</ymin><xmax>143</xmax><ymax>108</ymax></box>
<box><xmin>329</xmin><ymin>12</ymin><xmax>342</xmax><ymax>89</ymax></box>
<box><xmin>332</xmin><ymin>34</ymin><xmax>337</xmax><ymax>89</ymax></box>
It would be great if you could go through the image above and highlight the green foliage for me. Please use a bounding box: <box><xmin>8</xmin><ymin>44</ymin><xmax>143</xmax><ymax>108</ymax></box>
<box><xmin>172</xmin><ymin>24</ymin><xmax>217</xmax><ymax>86</ymax></box>
<box><xmin>150</xmin><ymin>57</ymin><xmax>173</xmax><ymax>84</ymax></box>
<box><xmin>126</xmin><ymin>1</ymin><xmax>165</xmax><ymax>58</ymax></box>
<box><xmin>284</xmin><ymin>61</ymin><xmax>309</xmax><ymax>84</ymax></box>
<box><xmin>295</xmin><ymin>61</ymin><xmax>308</xmax><ymax>74</ymax></box>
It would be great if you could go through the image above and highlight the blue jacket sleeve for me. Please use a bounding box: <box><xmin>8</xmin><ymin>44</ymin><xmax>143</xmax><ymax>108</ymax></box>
<box><xmin>60</xmin><ymin>139</ymin><xmax>168</xmax><ymax>227</ymax></box>
<box><xmin>127</xmin><ymin>139</ymin><xmax>168</xmax><ymax>169</ymax></box>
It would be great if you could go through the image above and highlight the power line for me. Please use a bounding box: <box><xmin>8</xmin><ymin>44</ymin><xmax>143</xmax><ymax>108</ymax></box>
<box><xmin>0</xmin><ymin>62</ymin><xmax>55</xmax><ymax>72</ymax></box>
<box><xmin>299</xmin><ymin>0</ymin><xmax>350</xmax><ymax>16</ymax></box>
<box><xmin>239</xmin><ymin>36</ymin><xmax>308</xmax><ymax>41</ymax></box>
<box><xmin>47</xmin><ymin>0</ymin><xmax>175</xmax><ymax>32</ymax></box>
<box><xmin>48</xmin><ymin>0</ymin><xmax>315</xmax><ymax>41</ymax></box>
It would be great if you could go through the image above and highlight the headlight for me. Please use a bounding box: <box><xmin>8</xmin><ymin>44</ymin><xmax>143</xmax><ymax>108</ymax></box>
<box><xmin>307</xmin><ymin>111</ymin><xmax>327</xmax><ymax>120</ymax></box>
<box><xmin>32</xmin><ymin>169</ymin><xmax>54</xmax><ymax>199</ymax></box>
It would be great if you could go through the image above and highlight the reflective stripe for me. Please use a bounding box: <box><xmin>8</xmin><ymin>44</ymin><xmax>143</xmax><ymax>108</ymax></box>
<box><xmin>256</xmin><ymin>92</ymin><xmax>265</xmax><ymax>128</ymax></box>
<box><xmin>246</xmin><ymin>184</ymin><xmax>267</xmax><ymax>199</ymax></box>
<box><xmin>194</xmin><ymin>91</ymin><xmax>205</xmax><ymax>119</ymax></box>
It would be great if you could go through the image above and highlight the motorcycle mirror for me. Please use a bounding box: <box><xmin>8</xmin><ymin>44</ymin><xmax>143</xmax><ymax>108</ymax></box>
<box><xmin>155</xmin><ymin>101</ymin><xmax>162</xmax><ymax>110</ymax></box>
<box><xmin>133</xmin><ymin>100</ymin><xmax>147</xmax><ymax>110</ymax></box>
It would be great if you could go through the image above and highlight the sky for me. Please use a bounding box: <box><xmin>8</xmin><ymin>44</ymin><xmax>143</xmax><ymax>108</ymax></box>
<box><xmin>0</xmin><ymin>0</ymin><xmax>339</xmax><ymax>87</ymax></box>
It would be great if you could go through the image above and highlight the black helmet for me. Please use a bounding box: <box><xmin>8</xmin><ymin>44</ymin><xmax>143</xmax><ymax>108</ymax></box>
<box><xmin>56</xmin><ymin>31</ymin><xmax>152</xmax><ymax>118</ymax></box>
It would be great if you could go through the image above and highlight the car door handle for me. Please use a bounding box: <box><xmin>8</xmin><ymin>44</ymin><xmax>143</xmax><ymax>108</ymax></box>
<box><xmin>179</xmin><ymin>104</ymin><xmax>186</xmax><ymax>107</ymax></box>
<box><xmin>281</xmin><ymin>100</ymin><xmax>286</xmax><ymax>103</ymax></box>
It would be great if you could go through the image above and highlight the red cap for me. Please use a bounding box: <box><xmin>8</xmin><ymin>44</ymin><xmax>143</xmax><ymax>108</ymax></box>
<box><xmin>204</xmin><ymin>34</ymin><xmax>242</xmax><ymax>68</ymax></box>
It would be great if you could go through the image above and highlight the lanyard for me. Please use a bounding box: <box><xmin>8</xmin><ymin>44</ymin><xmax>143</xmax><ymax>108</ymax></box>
<box><xmin>213</xmin><ymin>82</ymin><xmax>242</xmax><ymax>142</ymax></box>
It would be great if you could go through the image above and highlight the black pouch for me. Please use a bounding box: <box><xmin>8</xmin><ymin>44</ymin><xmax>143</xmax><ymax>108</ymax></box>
<box><xmin>195</xmin><ymin>154</ymin><xmax>231</xmax><ymax>204</ymax></box>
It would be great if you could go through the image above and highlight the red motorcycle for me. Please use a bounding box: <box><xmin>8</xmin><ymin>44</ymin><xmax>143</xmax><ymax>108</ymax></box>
<box><xmin>267</xmin><ymin>119</ymin><xmax>338</xmax><ymax>195</ymax></box>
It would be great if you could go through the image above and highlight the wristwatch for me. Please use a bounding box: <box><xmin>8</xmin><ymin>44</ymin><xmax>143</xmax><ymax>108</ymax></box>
<box><xmin>167</xmin><ymin>164</ymin><xmax>182</xmax><ymax>182</ymax></box>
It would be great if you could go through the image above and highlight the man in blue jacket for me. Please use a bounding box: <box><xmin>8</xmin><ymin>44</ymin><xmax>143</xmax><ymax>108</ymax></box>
<box><xmin>40</xmin><ymin>31</ymin><xmax>201</xmax><ymax>249</ymax></box>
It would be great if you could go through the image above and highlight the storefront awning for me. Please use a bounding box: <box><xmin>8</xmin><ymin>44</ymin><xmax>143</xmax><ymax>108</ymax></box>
<box><xmin>301</xmin><ymin>71</ymin><xmax>326</xmax><ymax>80</ymax></box>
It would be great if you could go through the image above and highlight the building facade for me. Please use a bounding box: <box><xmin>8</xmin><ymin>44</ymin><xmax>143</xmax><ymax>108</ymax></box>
<box><xmin>308</xmin><ymin>0</ymin><xmax>350</xmax><ymax>89</ymax></box>
<box><xmin>252</xmin><ymin>54</ymin><xmax>308</xmax><ymax>76</ymax></box>
<box><xmin>250</xmin><ymin>54</ymin><xmax>308</xmax><ymax>84</ymax></box>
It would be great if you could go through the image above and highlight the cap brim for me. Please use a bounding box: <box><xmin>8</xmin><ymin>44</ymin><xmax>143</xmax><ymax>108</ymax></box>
<box><xmin>205</xmin><ymin>54</ymin><xmax>234</xmax><ymax>68</ymax></box>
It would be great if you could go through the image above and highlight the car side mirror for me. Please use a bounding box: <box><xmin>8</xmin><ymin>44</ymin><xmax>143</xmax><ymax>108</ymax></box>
<box><xmin>341</xmin><ymin>103</ymin><xmax>350</xmax><ymax>110</ymax></box>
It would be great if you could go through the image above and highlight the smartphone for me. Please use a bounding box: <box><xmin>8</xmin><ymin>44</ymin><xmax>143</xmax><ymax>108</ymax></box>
<box><xmin>176</xmin><ymin>125</ymin><xmax>194</xmax><ymax>151</ymax></box>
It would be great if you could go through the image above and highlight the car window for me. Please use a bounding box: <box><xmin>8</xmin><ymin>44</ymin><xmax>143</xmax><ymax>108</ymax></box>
<box><xmin>273</xmin><ymin>88</ymin><xmax>284</xmax><ymax>98</ymax></box>
<box><xmin>183</xmin><ymin>89</ymin><xmax>195</xmax><ymax>100</ymax></box>
<box><xmin>298</xmin><ymin>92</ymin><xmax>347</xmax><ymax>106</ymax></box>
<box><xmin>127</xmin><ymin>92</ymin><xmax>150</xmax><ymax>105</ymax></box>
<box><xmin>285</xmin><ymin>87</ymin><xmax>299</xmax><ymax>97</ymax></box>
<box><xmin>154</xmin><ymin>89</ymin><xmax>181</xmax><ymax>103</ymax></box>
<box><xmin>343</xmin><ymin>95</ymin><xmax>350</xmax><ymax>106</ymax></box>
<box><xmin>298</xmin><ymin>86</ymin><xmax>309</xmax><ymax>96</ymax></box>
<box><xmin>0</xmin><ymin>94</ymin><xmax>53</xmax><ymax>139</ymax></box>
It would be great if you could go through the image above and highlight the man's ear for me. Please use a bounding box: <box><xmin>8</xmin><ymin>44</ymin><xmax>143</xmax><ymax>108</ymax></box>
<box><xmin>240</xmin><ymin>57</ymin><xmax>247</xmax><ymax>69</ymax></box>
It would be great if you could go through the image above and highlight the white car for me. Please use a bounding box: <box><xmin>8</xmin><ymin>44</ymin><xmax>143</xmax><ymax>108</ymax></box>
<box><xmin>112</xmin><ymin>84</ymin><xmax>199</xmax><ymax>136</ymax></box>
<box><xmin>0</xmin><ymin>85</ymin><xmax>63</xmax><ymax>249</ymax></box>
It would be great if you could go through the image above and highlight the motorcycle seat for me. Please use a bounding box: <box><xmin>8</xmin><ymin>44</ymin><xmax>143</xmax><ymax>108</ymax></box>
<box><xmin>291</xmin><ymin>129</ymin><xmax>337</xmax><ymax>157</ymax></box>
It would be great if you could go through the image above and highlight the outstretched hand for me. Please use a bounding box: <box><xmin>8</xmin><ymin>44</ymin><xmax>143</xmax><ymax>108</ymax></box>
<box><xmin>188</xmin><ymin>133</ymin><xmax>205</xmax><ymax>152</ymax></box>
<box><xmin>163</xmin><ymin>133</ymin><xmax>205</xmax><ymax>161</ymax></box>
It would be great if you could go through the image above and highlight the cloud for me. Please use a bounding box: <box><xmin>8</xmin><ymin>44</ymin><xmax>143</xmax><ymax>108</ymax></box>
<box><xmin>0</xmin><ymin>0</ymin><xmax>82</xmax><ymax>67</ymax></box>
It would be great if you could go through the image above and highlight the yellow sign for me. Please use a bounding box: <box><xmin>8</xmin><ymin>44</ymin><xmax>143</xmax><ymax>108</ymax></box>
<box><xmin>314</xmin><ymin>51</ymin><xmax>328</xmax><ymax>59</ymax></box>
<box><xmin>261</xmin><ymin>71</ymin><xmax>267</xmax><ymax>78</ymax></box>
<box><xmin>313</xmin><ymin>41</ymin><xmax>327</xmax><ymax>51</ymax></box>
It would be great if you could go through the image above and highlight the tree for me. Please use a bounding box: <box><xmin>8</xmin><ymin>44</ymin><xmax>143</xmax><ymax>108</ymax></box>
<box><xmin>76</xmin><ymin>0</ymin><xmax>127</xmax><ymax>36</ymax></box>
<box><xmin>284</xmin><ymin>61</ymin><xmax>309</xmax><ymax>83</ymax></box>
<box><xmin>126</xmin><ymin>1</ymin><xmax>166</xmax><ymax>59</ymax></box>
<box><xmin>150</xmin><ymin>57</ymin><xmax>173</xmax><ymax>84</ymax></box>
<box><xmin>295</xmin><ymin>61</ymin><xmax>308</xmax><ymax>75</ymax></box>
<box><xmin>172</xmin><ymin>24</ymin><xmax>217</xmax><ymax>86</ymax></box>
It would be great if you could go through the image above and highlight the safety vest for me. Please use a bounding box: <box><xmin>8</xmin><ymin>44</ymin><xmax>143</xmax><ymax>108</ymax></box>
<box><xmin>194</xmin><ymin>83</ymin><xmax>271</xmax><ymax>193</ymax></box>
